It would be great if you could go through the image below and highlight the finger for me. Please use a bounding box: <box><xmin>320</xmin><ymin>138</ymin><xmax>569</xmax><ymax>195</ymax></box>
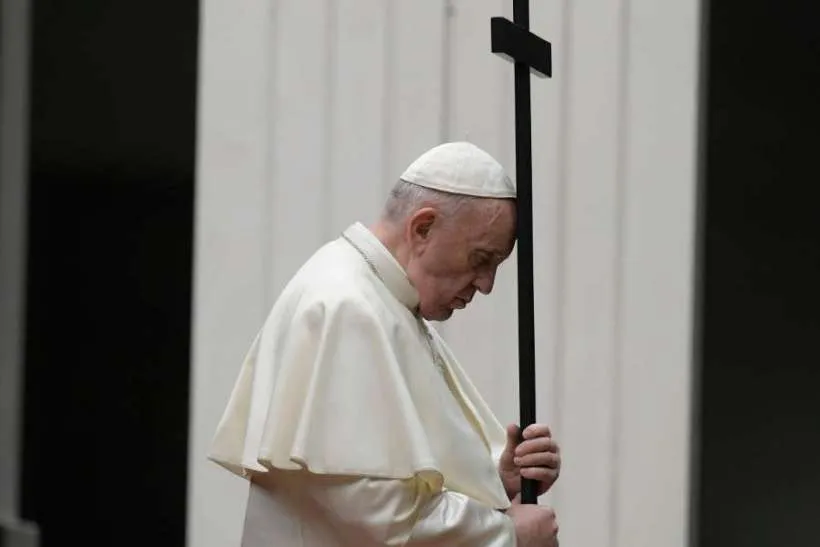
<box><xmin>522</xmin><ymin>423</ymin><xmax>552</xmax><ymax>440</ymax></box>
<box><xmin>505</xmin><ymin>423</ymin><xmax>520</xmax><ymax>446</ymax></box>
<box><xmin>550</xmin><ymin>514</ymin><xmax>560</xmax><ymax>537</ymax></box>
<box><xmin>514</xmin><ymin>451</ymin><xmax>561</xmax><ymax>469</ymax></box>
<box><xmin>501</xmin><ymin>424</ymin><xmax>521</xmax><ymax>459</ymax></box>
<box><xmin>514</xmin><ymin>437</ymin><xmax>558</xmax><ymax>457</ymax></box>
<box><xmin>520</xmin><ymin>466</ymin><xmax>559</xmax><ymax>483</ymax></box>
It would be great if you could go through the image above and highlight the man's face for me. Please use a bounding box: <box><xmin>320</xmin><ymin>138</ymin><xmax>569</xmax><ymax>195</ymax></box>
<box><xmin>404</xmin><ymin>199</ymin><xmax>516</xmax><ymax>321</ymax></box>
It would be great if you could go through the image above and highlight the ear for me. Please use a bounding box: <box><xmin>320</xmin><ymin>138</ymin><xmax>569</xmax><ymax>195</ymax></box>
<box><xmin>406</xmin><ymin>207</ymin><xmax>437</xmax><ymax>248</ymax></box>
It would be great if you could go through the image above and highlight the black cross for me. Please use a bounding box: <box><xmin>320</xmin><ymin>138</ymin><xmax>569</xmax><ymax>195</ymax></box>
<box><xmin>491</xmin><ymin>0</ymin><xmax>552</xmax><ymax>505</ymax></box>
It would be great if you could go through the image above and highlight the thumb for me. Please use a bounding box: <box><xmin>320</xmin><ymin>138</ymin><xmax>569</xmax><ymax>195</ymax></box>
<box><xmin>504</xmin><ymin>423</ymin><xmax>521</xmax><ymax>452</ymax></box>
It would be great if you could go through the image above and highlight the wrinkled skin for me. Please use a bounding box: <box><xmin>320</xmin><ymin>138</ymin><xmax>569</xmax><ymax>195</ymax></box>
<box><xmin>377</xmin><ymin>197</ymin><xmax>517</xmax><ymax>321</ymax></box>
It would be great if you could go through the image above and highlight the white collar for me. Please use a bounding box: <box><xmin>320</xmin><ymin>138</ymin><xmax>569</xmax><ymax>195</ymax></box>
<box><xmin>341</xmin><ymin>222</ymin><xmax>420</xmax><ymax>312</ymax></box>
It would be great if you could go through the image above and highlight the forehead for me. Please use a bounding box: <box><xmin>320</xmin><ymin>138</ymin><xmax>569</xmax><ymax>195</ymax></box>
<box><xmin>456</xmin><ymin>199</ymin><xmax>516</xmax><ymax>254</ymax></box>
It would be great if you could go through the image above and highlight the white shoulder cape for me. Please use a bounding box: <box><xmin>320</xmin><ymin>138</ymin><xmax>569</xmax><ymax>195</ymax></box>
<box><xmin>209</xmin><ymin>223</ymin><xmax>511</xmax><ymax>511</ymax></box>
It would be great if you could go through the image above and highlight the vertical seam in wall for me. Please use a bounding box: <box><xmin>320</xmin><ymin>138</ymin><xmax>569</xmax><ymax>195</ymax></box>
<box><xmin>322</xmin><ymin>0</ymin><xmax>338</xmax><ymax>240</ymax></box>
<box><xmin>437</xmin><ymin>0</ymin><xmax>453</xmax><ymax>341</ymax></box>
<box><xmin>610</xmin><ymin>0</ymin><xmax>633</xmax><ymax>544</ymax></box>
<box><xmin>553</xmin><ymin>0</ymin><xmax>572</xmax><ymax>491</ymax></box>
<box><xmin>439</xmin><ymin>0</ymin><xmax>454</xmax><ymax>144</ymax></box>
<box><xmin>494</xmin><ymin>0</ymin><xmax>509</xmax><ymax>411</ymax></box>
<box><xmin>497</xmin><ymin>0</ymin><xmax>512</xmax><ymax>161</ymax></box>
<box><xmin>381</xmin><ymin>0</ymin><xmax>394</xmax><ymax>196</ymax></box>
<box><xmin>262</xmin><ymin>0</ymin><xmax>280</xmax><ymax>311</ymax></box>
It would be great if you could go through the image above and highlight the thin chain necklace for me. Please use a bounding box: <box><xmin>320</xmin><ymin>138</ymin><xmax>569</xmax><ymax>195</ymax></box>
<box><xmin>341</xmin><ymin>233</ymin><xmax>447</xmax><ymax>376</ymax></box>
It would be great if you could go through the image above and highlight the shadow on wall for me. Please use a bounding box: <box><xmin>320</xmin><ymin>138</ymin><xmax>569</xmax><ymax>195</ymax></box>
<box><xmin>696</xmin><ymin>0</ymin><xmax>820</xmax><ymax>545</ymax></box>
<box><xmin>20</xmin><ymin>1</ymin><xmax>199</xmax><ymax>546</ymax></box>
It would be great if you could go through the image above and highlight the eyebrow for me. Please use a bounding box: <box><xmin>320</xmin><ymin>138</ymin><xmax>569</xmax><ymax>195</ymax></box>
<box><xmin>474</xmin><ymin>248</ymin><xmax>505</xmax><ymax>262</ymax></box>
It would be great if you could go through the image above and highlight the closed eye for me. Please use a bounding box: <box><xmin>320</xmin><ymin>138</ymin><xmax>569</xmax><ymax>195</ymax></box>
<box><xmin>471</xmin><ymin>251</ymin><xmax>494</xmax><ymax>270</ymax></box>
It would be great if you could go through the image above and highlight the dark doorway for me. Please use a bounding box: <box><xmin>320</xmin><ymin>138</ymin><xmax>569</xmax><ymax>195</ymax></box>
<box><xmin>20</xmin><ymin>2</ymin><xmax>199</xmax><ymax>547</ymax></box>
<box><xmin>694</xmin><ymin>0</ymin><xmax>820</xmax><ymax>546</ymax></box>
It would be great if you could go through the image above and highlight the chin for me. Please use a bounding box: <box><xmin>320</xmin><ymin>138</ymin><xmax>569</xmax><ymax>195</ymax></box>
<box><xmin>425</xmin><ymin>308</ymin><xmax>453</xmax><ymax>322</ymax></box>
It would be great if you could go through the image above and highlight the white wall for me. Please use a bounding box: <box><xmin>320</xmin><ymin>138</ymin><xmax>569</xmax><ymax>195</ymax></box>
<box><xmin>189</xmin><ymin>1</ymin><xmax>702</xmax><ymax>546</ymax></box>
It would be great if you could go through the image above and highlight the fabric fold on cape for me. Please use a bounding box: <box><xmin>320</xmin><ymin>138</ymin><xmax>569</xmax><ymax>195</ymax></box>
<box><xmin>209</xmin><ymin>235</ymin><xmax>511</xmax><ymax>510</ymax></box>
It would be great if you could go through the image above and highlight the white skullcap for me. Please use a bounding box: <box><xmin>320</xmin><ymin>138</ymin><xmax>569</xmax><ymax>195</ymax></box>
<box><xmin>399</xmin><ymin>142</ymin><xmax>515</xmax><ymax>199</ymax></box>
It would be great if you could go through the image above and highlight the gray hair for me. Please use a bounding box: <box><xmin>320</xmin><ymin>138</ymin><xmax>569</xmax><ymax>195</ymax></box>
<box><xmin>381</xmin><ymin>180</ymin><xmax>476</xmax><ymax>223</ymax></box>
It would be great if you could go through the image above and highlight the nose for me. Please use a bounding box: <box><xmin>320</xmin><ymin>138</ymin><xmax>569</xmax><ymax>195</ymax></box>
<box><xmin>474</xmin><ymin>268</ymin><xmax>497</xmax><ymax>295</ymax></box>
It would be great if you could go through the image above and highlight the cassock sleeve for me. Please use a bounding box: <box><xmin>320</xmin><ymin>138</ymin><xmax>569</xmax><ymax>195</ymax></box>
<box><xmin>299</xmin><ymin>472</ymin><xmax>517</xmax><ymax>547</ymax></box>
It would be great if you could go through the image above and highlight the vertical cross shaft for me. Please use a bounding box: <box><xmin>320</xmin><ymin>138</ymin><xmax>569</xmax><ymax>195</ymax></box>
<box><xmin>491</xmin><ymin>0</ymin><xmax>552</xmax><ymax>505</ymax></box>
<box><xmin>513</xmin><ymin>0</ymin><xmax>538</xmax><ymax>506</ymax></box>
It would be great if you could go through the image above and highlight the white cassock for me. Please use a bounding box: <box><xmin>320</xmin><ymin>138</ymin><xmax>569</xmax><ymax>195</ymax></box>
<box><xmin>208</xmin><ymin>221</ymin><xmax>517</xmax><ymax>546</ymax></box>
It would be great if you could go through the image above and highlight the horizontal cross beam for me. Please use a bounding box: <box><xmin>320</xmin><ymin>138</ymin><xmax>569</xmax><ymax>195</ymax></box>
<box><xmin>490</xmin><ymin>17</ymin><xmax>552</xmax><ymax>78</ymax></box>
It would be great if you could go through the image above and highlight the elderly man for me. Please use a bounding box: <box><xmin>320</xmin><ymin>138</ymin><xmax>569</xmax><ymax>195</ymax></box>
<box><xmin>209</xmin><ymin>142</ymin><xmax>561</xmax><ymax>546</ymax></box>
